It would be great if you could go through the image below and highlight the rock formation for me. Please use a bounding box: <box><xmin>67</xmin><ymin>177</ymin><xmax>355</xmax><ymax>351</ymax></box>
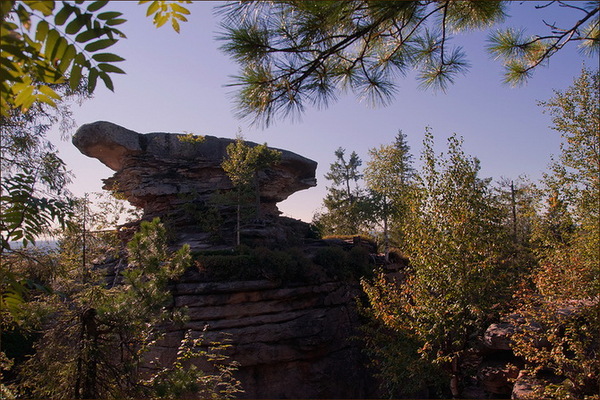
<box><xmin>158</xmin><ymin>275</ymin><xmax>373</xmax><ymax>399</ymax></box>
<box><xmin>73</xmin><ymin>121</ymin><xmax>376</xmax><ymax>398</ymax></box>
<box><xmin>73</xmin><ymin>121</ymin><xmax>318</xmax><ymax>248</ymax></box>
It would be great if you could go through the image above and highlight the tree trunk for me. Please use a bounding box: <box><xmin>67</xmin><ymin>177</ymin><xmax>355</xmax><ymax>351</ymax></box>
<box><xmin>75</xmin><ymin>308</ymin><xmax>99</xmax><ymax>399</ymax></box>
<box><xmin>254</xmin><ymin>172</ymin><xmax>262</xmax><ymax>220</ymax></box>
<box><xmin>236</xmin><ymin>192</ymin><xmax>241</xmax><ymax>246</ymax></box>
<box><xmin>511</xmin><ymin>180</ymin><xmax>518</xmax><ymax>243</ymax></box>
<box><xmin>383</xmin><ymin>194</ymin><xmax>389</xmax><ymax>262</ymax></box>
<box><xmin>449</xmin><ymin>355</ymin><xmax>461</xmax><ymax>399</ymax></box>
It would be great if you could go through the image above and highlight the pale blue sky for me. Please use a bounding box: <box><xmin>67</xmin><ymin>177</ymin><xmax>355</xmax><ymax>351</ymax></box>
<box><xmin>50</xmin><ymin>1</ymin><xmax>597</xmax><ymax>222</ymax></box>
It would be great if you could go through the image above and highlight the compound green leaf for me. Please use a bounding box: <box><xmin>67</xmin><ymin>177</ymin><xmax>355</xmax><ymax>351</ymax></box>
<box><xmin>99</xmin><ymin>71</ymin><xmax>114</xmax><ymax>91</ymax></box>
<box><xmin>57</xmin><ymin>44</ymin><xmax>76</xmax><ymax>73</ymax></box>
<box><xmin>155</xmin><ymin>13</ymin><xmax>169</xmax><ymax>28</ymax></box>
<box><xmin>50</xmin><ymin>36</ymin><xmax>67</xmax><ymax>60</ymax></box>
<box><xmin>38</xmin><ymin>85</ymin><xmax>60</xmax><ymax>101</ymax></box>
<box><xmin>84</xmin><ymin>38</ymin><xmax>117</xmax><ymax>52</ymax></box>
<box><xmin>14</xmin><ymin>85</ymin><xmax>34</xmax><ymax>109</ymax></box>
<box><xmin>106</xmin><ymin>18</ymin><xmax>126</xmax><ymax>26</ymax></box>
<box><xmin>146</xmin><ymin>1</ymin><xmax>160</xmax><ymax>16</ymax></box>
<box><xmin>171</xmin><ymin>3</ymin><xmax>190</xmax><ymax>15</ymax></box>
<box><xmin>173</xmin><ymin>13</ymin><xmax>188</xmax><ymax>22</ymax></box>
<box><xmin>54</xmin><ymin>4</ymin><xmax>73</xmax><ymax>26</ymax></box>
<box><xmin>97</xmin><ymin>62</ymin><xmax>125</xmax><ymax>74</ymax></box>
<box><xmin>171</xmin><ymin>18</ymin><xmax>180</xmax><ymax>33</ymax></box>
<box><xmin>75</xmin><ymin>28</ymin><xmax>103</xmax><ymax>43</ymax></box>
<box><xmin>38</xmin><ymin>92</ymin><xmax>58</xmax><ymax>107</ymax></box>
<box><xmin>97</xmin><ymin>11</ymin><xmax>122</xmax><ymax>21</ymax></box>
<box><xmin>88</xmin><ymin>67</ymin><xmax>98</xmax><ymax>92</ymax></box>
<box><xmin>35</xmin><ymin>20</ymin><xmax>49</xmax><ymax>42</ymax></box>
<box><xmin>45</xmin><ymin>29</ymin><xmax>59</xmax><ymax>56</ymax></box>
<box><xmin>28</xmin><ymin>1</ymin><xmax>55</xmax><ymax>16</ymax></box>
<box><xmin>65</xmin><ymin>16</ymin><xmax>86</xmax><ymax>34</ymax></box>
<box><xmin>0</xmin><ymin>56</ymin><xmax>20</xmax><ymax>72</ymax></box>
<box><xmin>91</xmin><ymin>52</ymin><xmax>125</xmax><ymax>62</ymax></box>
<box><xmin>87</xmin><ymin>0</ymin><xmax>109</xmax><ymax>12</ymax></box>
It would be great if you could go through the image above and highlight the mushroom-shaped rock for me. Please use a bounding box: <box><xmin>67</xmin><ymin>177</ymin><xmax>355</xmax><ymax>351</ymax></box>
<box><xmin>73</xmin><ymin>121</ymin><xmax>317</xmax><ymax>246</ymax></box>
<box><xmin>72</xmin><ymin>121</ymin><xmax>142</xmax><ymax>170</ymax></box>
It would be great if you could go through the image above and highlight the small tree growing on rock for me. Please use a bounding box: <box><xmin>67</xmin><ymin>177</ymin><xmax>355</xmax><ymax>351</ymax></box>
<box><xmin>222</xmin><ymin>135</ymin><xmax>281</xmax><ymax>245</ymax></box>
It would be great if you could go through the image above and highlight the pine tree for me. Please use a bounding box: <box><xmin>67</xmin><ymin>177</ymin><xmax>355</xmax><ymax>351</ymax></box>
<box><xmin>315</xmin><ymin>147</ymin><xmax>368</xmax><ymax>235</ymax></box>
<box><xmin>364</xmin><ymin>131</ymin><xmax>415</xmax><ymax>260</ymax></box>
<box><xmin>218</xmin><ymin>1</ymin><xmax>598</xmax><ymax>125</ymax></box>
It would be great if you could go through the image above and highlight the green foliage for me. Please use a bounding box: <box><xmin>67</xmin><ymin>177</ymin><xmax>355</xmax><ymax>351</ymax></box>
<box><xmin>219</xmin><ymin>0</ymin><xmax>598</xmax><ymax>125</ymax></box>
<box><xmin>196</xmin><ymin>246</ymin><xmax>311</xmax><ymax>282</ymax></box>
<box><xmin>197</xmin><ymin>254</ymin><xmax>256</xmax><ymax>281</ymax></box>
<box><xmin>541</xmin><ymin>67</ymin><xmax>599</xmax><ymax>231</ymax></box>
<box><xmin>509</xmin><ymin>295</ymin><xmax>600</xmax><ymax>400</ymax></box>
<box><xmin>362</xmin><ymin>128</ymin><xmax>514</xmax><ymax>398</ymax></box>
<box><xmin>1</xmin><ymin>172</ymin><xmax>72</xmax><ymax>251</ymax></box>
<box><xmin>507</xmin><ymin>68</ymin><xmax>600</xmax><ymax>399</ymax></box>
<box><xmin>314</xmin><ymin>246</ymin><xmax>351</xmax><ymax>280</ymax></box>
<box><xmin>1</xmin><ymin>0</ymin><xmax>191</xmax><ymax>117</ymax></box>
<box><xmin>17</xmin><ymin>217</ymin><xmax>192</xmax><ymax>399</ymax></box>
<box><xmin>177</xmin><ymin>132</ymin><xmax>205</xmax><ymax>144</ymax></box>
<box><xmin>218</xmin><ymin>0</ymin><xmax>507</xmax><ymax>126</ymax></box>
<box><xmin>0</xmin><ymin>81</ymin><xmax>89</xmax><ymax>253</ymax></box>
<box><xmin>178</xmin><ymin>195</ymin><xmax>223</xmax><ymax>241</ymax></box>
<box><xmin>364</xmin><ymin>131</ymin><xmax>415</xmax><ymax>258</ymax></box>
<box><xmin>315</xmin><ymin>147</ymin><xmax>371</xmax><ymax>235</ymax></box>
<box><xmin>360</xmin><ymin>302</ymin><xmax>447</xmax><ymax>398</ymax></box>
<box><xmin>139</xmin><ymin>0</ymin><xmax>192</xmax><ymax>33</ymax></box>
<box><xmin>4</xmin><ymin>214</ymin><xmax>241</xmax><ymax>399</ymax></box>
<box><xmin>222</xmin><ymin>136</ymin><xmax>281</xmax><ymax>189</ymax></box>
<box><xmin>530</xmin><ymin>68</ymin><xmax>600</xmax><ymax>300</ymax></box>
<box><xmin>144</xmin><ymin>330</ymin><xmax>243</xmax><ymax>399</ymax></box>
<box><xmin>313</xmin><ymin>245</ymin><xmax>373</xmax><ymax>281</ymax></box>
<box><xmin>1</xmin><ymin>1</ymin><xmax>126</xmax><ymax>115</ymax></box>
<box><xmin>487</xmin><ymin>3</ymin><xmax>599</xmax><ymax>86</ymax></box>
<box><xmin>364</xmin><ymin>131</ymin><xmax>414</xmax><ymax>200</ymax></box>
<box><xmin>221</xmin><ymin>135</ymin><xmax>281</xmax><ymax>244</ymax></box>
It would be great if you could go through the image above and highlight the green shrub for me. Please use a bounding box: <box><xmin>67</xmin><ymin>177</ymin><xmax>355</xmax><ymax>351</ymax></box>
<box><xmin>195</xmin><ymin>247</ymin><xmax>312</xmax><ymax>282</ymax></box>
<box><xmin>348</xmin><ymin>246</ymin><xmax>373</xmax><ymax>279</ymax></box>
<box><xmin>314</xmin><ymin>246</ymin><xmax>351</xmax><ymax>280</ymax></box>
<box><xmin>388</xmin><ymin>248</ymin><xmax>410</xmax><ymax>266</ymax></box>
<box><xmin>314</xmin><ymin>245</ymin><xmax>374</xmax><ymax>280</ymax></box>
<box><xmin>197</xmin><ymin>255</ymin><xmax>256</xmax><ymax>280</ymax></box>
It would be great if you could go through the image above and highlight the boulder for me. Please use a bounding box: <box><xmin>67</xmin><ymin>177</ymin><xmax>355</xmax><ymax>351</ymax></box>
<box><xmin>483</xmin><ymin>322</ymin><xmax>515</xmax><ymax>351</ymax></box>
<box><xmin>511</xmin><ymin>370</ymin><xmax>537</xmax><ymax>400</ymax></box>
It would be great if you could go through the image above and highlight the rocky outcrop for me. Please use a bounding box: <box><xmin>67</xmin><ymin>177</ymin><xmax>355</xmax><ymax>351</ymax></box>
<box><xmin>75</xmin><ymin>121</ymin><xmax>377</xmax><ymax>398</ymax></box>
<box><xmin>149</xmin><ymin>275</ymin><xmax>374</xmax><ymax>399</ymax></box>
<box><xmin>73</xmin><ymin>121</ymin><xmax>318</xmax><ymax>248</ymax></box>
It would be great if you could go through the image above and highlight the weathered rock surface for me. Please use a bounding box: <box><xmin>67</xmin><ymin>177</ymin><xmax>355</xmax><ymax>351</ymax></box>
<box><xmin>149</xmin><ymin>275</ymin><xmax>374</xmax><ymax>399</ymax></box>
<box><xmin>73</xmin><ymin>121</ymin><xmax>318</xmax><ymax>247</ymax></box>
<box><xmin>483</xmin><ymin>322</ymin><xmax>515</xmax><ymax>351</ymax></box>
<box><xmin>75</xmin><ymin>121</ymin><xmax>377</xmax><ymax>398</ymax></box>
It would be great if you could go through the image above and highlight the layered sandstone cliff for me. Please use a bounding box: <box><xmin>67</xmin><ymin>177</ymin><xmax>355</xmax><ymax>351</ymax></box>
<box><xmin>73</xmin><ymin>121</ymin><xmax>375</xmax><ymax>398</ymax></box>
